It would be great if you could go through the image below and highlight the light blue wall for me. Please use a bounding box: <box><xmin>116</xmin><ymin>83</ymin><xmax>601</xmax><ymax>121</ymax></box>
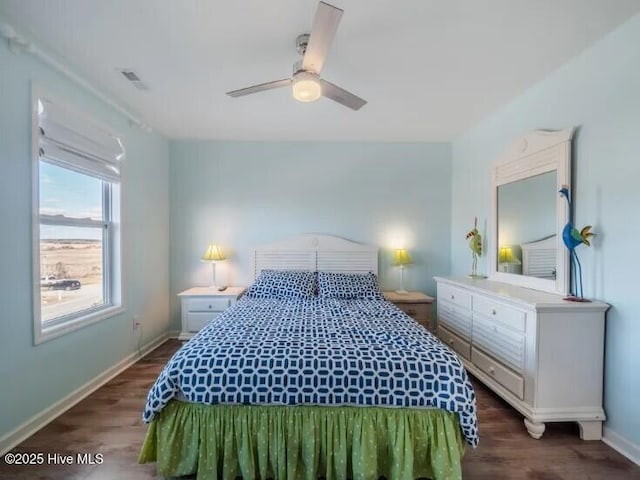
<box><xmin>3</xmin><ymin>5</ymin><xmax>637</xmax><ymax>457</ymax></box>
<box><xmin>169</xmin><ymin>141</ymin><xmax>452</xmax><ymax>329</ymax></box>
<box><xmin>0</xmin><ymin>40</ymin><xmax>171</xmax><ymax>438</ymax></box>
<box><xmin>451</xmin><ymin>14</ymin><xmax>640</xmax><ymax>448</ymax></box>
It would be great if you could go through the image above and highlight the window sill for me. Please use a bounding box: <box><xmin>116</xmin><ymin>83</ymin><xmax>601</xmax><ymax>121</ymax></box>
<box><xmin>35</xmin><ymin>305</ymin><xmax>125</xmax><ymax>345</ymax></box>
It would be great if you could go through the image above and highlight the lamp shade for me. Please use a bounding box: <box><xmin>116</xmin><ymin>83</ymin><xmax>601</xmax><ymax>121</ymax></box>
<box><xmin>202</xmin><ymin>243</ymin><xmax>225</xmax><ymax>262</ymax></box>
<box><xmin>392</xmin><ymin>249</ymin><xmax>412</xmax><ymax>266</ymax></box>
<box><xmin>498</xmin><ymin>246</ymin><xmax>521</xmax><ymax>265</ymax></box>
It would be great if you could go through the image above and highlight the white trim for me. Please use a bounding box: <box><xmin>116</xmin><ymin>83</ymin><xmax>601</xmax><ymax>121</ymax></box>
<box><xmin>489</xmin><ymin>129</ymin><xmax>573</xmax><ymax>295</ymax></box>
<box><xmin>166</xmin><ymin>329</ymin><xmax>182</xmax><ymax>339</ymax></box>
<box><xmin>40</xmin><ymin>214</ymin><xmax>106</xmax><ymax>228</ymax></box>
<box><xmin>0</xmin><ymin>333</ymin><xmax>170</xmax><ymax>456</ymax></box>
<box><xmin>603</xmin><ymin>427</ymin><xmax>640</xmax><ymax>465</ymax></box>
<box><xmin>37</xmin><ymin>306</ymin><xmax>125</xmax><ymax>344</ymax></box>
<box><xmin>31</xmin><ymin>85</ymin><xmax>42</xmax><ymax>343</ymax></box>
<box><xmin>31</xmin><ymin>85</ymin><xmax>125</xmax><ymax>345</ymax></box>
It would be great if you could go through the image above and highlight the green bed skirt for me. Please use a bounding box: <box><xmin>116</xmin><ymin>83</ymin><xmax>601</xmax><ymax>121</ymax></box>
<box><xmin>139</xmin><ymin>401</ymin><xmax>465</xmax><ymax>480</ymax></box>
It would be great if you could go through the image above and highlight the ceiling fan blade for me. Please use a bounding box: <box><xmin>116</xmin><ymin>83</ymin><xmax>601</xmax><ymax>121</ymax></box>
<box><xmin>301</xmin><ymin>2</ymin><xmax>343</xmax><ymax>74</ymax></box>
<box><xmin>320</xmin><ymin>80</ymin><xmax>367</xmax><ymax>110</ymax></box>
<box><xmin>226</xmin><ymin>78</ymin><xmax>291</xmax><ymax>97</ymax></box>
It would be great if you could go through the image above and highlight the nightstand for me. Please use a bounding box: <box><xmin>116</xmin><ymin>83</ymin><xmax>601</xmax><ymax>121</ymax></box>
<box><xmin>383</xmin><ymin>291</ymin><xmax>435</xmax><ymax>332</ymax></box>
<box><xmin>178</xmin><ymin>287</ymin><xmax>245</xmax><ymax>340</ymax></box>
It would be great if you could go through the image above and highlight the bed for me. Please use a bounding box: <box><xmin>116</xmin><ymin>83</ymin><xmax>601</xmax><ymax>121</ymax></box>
<box><xmin>139</xmin><ymin>235</ymin><xmax>478</xmax><ymax>480</ymax></box>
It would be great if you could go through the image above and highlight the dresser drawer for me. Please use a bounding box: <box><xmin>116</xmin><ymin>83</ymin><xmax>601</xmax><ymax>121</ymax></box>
<box><xmin>438</xmin><ymin>284</ymin><xmax>472</xmax><ymax>310</ymax></box>
<box><xmin>473</xmin><ymin>295</ymin><xmax>526</xmax><ymax>332</ymax></box>
<box><xmin>472</xmin><ymin>314</ymin><xmax>525</xmax><ymax>372</ymax></box>
<box><xmin>437</xmin><ymin>300</ymin><xmax>472</xmax><ymax>340</ymax></box>
<box><xmin>438</xmin><ymin>324</ymin><xmax>471</xmax><ymax>360</ymax></box>
<box><xmin>472</xmin><ymin>347</ymin><xmax>524</xmax><ymax>399</ymax></box>
<box><xmin>185</xmin><ymin>297</ymin><xmax>231</xmax><ymax>312</ymax></box>
<box><xmin>187</xmin><ymin>312</ymin><xmax>222</xmax><ymax>332</ymax></box>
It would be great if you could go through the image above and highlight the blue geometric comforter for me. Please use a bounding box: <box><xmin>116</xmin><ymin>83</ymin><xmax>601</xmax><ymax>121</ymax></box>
<box><xmin>143</xmin><ymin>297</ymin><xmax>478</xmax><ymax>446</ymax></box>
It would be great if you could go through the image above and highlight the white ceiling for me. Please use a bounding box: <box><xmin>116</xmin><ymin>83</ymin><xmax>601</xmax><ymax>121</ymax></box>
<box><xmin>1</xmin><ymin>0</ymin><xmax>639</xmax><ymax>141</ymax></box>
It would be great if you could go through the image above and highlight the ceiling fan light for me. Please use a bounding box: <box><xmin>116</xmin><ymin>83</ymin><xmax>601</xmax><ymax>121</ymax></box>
<box><xmin>292</xmin><ymin>72</ymin><xmax>321</xmax><ymax>103</ymax></box>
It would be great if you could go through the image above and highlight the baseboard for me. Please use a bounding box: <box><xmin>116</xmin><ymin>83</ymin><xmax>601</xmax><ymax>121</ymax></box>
<box><xmin>0</xmin><ymin>332</ymin><xmax>170</xmax><ymax>456</ymax></box>
<box><xmin>603</xmin><ymin>427</ymin><xmax>640</xmax><ymax>465</ymax></box>
<box><xmin>167</xmin><ymin>329</ymin><xmax>181</xmax><ymax>339</ymax></box>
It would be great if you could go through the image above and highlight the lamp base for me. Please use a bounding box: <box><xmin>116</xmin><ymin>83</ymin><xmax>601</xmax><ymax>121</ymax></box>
<box><xmin>563</xmin><ymin>295</ymin><xmax>592</xmax><ymax>303</ymax></box>
<box><xmin>395</xmin><ymin>289</ymin><xmax>409</xmax><ymax>294</ymax></box>
<box><xmin>466</xmin><ymin>274</ymin><xmax>487</xmax><ymax>279</ymax></box>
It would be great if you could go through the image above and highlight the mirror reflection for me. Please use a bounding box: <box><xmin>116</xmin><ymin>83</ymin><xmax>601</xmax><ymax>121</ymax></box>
<box><xmin>496</xmin><ymin>171</ymin><xmax>557</xmax><ymax>278</ymax></box>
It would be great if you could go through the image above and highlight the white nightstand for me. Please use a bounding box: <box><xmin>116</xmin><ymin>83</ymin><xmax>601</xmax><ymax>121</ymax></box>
<box><xmin>178</xmin><ymin>287</ymin><xmax>245</xmax><ymax>340</ymax></box>
<box><xmin>383</xmin><ymin>291</ymin><xmax>435</xmax><ymax>332</ymax></box>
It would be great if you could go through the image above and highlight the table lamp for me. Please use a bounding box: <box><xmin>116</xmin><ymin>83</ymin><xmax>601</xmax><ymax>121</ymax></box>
<box><xmin>392</xmin><ymin>248</ymin><xmax>412</xmax><ymax>294</ymax></box>
<box><xmin>498</xmin><ymin>246</ymin><xmax>521</xmax><ymax>273</ymax></box>
<box><xmin>201</xmin><ymin>243</ymin><xmax>226</xmax><ymax>288</ymax></box>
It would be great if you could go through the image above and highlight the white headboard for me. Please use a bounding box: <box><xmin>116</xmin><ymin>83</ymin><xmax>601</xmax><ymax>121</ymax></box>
<box><xmin>521</xmin><ymin>235</ymin><xmax>557</xmax><ymax>279</ymax></box>
<box><xmin>251</xmin><ymin>234</ymin><xmax>378</xmax><ymax>280</ymax></box>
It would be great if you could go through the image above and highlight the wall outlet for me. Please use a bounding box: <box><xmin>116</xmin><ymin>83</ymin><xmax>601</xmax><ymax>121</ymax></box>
<box><xmin>132</xmin><ymin>315</ymin><xmax>141</xmax><ymax>331</ymax></box>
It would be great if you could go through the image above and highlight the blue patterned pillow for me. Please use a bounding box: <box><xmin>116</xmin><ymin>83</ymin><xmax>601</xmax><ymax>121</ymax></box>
<box><xmin>245</xmin><ymin>269</ymin><xmax>316</xmax><ymax>299</ymax></box>
<box><xmin>317</xmin><ymin>272</ymin><xmax>384</xmax><ymax>300</ymax></box>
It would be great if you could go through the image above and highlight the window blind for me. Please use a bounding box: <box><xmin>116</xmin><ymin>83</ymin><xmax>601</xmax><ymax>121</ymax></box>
<box><xmin>38</xmin><ymin>99</ymin><xmax>124</xmax><ymax>183</ymax></box>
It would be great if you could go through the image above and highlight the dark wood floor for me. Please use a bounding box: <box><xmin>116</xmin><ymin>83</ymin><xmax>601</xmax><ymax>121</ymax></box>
<box><xmin>1</xmin><ymin>339</ymin><xmax>638</xmax><ymax>479</ymax></box>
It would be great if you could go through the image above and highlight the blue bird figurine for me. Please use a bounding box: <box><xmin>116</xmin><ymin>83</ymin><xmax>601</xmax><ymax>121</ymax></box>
<box><xmin>559</xmin><ymin>185</ymin><xmax>595</xmax><ymax>301</ymax></box>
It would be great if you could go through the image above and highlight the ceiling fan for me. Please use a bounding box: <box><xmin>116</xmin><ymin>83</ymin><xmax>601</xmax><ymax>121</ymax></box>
<box><xmin>226</xmin><ymin>1</ymin><xmax>367</xmax><ymax>111</ymax></box>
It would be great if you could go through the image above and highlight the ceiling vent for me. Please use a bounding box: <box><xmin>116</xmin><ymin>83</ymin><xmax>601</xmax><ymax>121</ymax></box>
<box><xmin>118</xmin><ymin>69</ymin><xmax>149</xmax><ymax>91</ymax></box>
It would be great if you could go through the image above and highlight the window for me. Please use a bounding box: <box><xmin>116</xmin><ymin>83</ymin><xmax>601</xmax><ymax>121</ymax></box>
<box><xmin>33</xmin><ymin>91</ymin><xmax>124</xmax><ymax>343</ymax></box>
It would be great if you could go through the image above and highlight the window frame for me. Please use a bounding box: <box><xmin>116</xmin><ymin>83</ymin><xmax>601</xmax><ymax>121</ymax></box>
<box><xmin>31</xmin><ymin>87</ymin><xmax>125</xmax><ymax>344</ymax></box>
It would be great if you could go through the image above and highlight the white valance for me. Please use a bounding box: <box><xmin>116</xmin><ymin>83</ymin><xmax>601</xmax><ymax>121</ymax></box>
<box><xmin>38</xmin><ymin>99</ymin><xmax>124</xmax><ymax>183</ymax></box>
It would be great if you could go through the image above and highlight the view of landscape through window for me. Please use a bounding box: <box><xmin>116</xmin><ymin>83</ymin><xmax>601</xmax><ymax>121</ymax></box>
<box><xmin>39</xmin><ymin>163</ymin><xmax>105</xmax><ymax>322</ymax></box>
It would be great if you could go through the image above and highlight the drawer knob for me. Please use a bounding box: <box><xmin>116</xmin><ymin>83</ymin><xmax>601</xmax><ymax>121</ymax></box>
<box><xmin>450</xmin><ymin>295</ymin><xmax>455</xmax><ymax>300</ymax></box>
<box><xmin>208</xmin><ymin>305</ymin><xmax>212</xmax><ymax>309</ymax></box>
<box><xmin>448</xmin><ymin>339</ymin><xmax>455</xmax><ymax>345</ymax></box>
<box><xmin>488</xmin><ymin>366</ymin><xmax>496</xmax><ymax>375</ymax></box>
<box><xmin>492</xmin><ymin>309</ymin><xmax>497</xmax><ymax>315</ymax></box>
<box><xmin>407</xmin><ymin>309</ymin><xmax>416</xmax><ymax>316</ymax></box>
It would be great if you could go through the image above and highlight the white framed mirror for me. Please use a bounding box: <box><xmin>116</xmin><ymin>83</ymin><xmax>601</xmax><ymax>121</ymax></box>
<box><xmin>489</xmin><ymin>129</ymin><xmax>574</xmax><ymax>295</ymax></box>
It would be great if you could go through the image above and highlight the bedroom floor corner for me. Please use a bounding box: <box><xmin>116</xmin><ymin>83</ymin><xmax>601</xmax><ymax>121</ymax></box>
<box><xmin>0</xmin><ymin>339</ymin><xmax>637</xmax><ymax>480</ymax></box>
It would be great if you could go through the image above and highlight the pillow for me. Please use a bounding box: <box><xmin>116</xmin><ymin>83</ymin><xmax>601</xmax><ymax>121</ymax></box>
<box><xmin>244</xmin><ymin>269</ymin><xmax>316</xmax><ymax>300</ymax></box>
<box><xmin>317</xmin><ymin>271</ymin><xmax>384</xmax><ymax>300</ymax></box>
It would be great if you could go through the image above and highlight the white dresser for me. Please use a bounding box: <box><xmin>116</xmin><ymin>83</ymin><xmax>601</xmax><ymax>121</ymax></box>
<box><xmin>434</xmin><ymin>276</ymin><xmax>609</xmax><ymax>440</ymax></box>
<box><xmin>178</xmin><ymin>287</ymin><xmax>245</xmax><ymax>340</ymax></box>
